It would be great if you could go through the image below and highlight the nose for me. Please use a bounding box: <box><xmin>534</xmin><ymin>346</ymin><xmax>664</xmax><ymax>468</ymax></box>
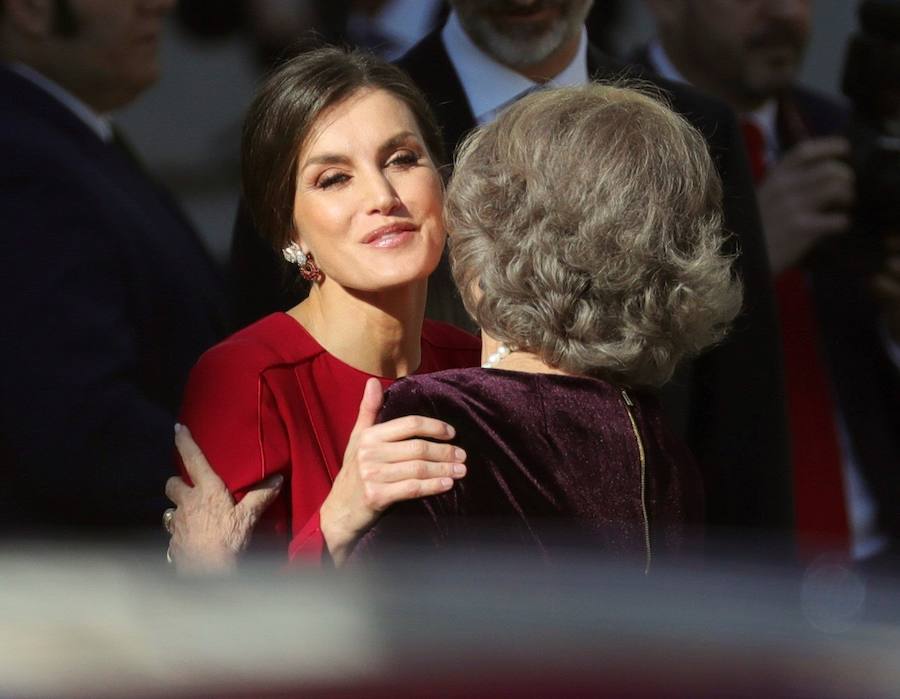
<box><xmin>365</xmin><ymin>171</ymin><xmax>401</xmax><ymax>215</ymax></box>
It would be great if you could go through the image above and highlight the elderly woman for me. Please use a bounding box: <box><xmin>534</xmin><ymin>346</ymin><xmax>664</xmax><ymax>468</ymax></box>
<box><xmin>170</xmin><ymin>82</ymin><xmax>741</xmax><ymax>570</ymax></box>
<box><xmin>353</xmin><ymin>84</ymin><xmax>742</xmax><ymax>566</ymax></box>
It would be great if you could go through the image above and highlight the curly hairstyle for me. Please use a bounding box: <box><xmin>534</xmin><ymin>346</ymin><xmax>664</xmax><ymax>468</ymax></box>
<box><xmin>446</xmin><ymin>83</ymin><xmax>743</xmax><ymax>388</ymax></box>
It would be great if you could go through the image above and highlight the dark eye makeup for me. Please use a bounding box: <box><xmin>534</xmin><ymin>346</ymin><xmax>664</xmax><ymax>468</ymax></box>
<box><xmin>313</xmin><ymin>148</ymin><xmax>423</xmax><ymax>190</ymax></box>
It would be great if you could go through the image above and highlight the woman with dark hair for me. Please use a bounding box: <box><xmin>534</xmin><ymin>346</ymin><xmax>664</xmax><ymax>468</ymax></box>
<box><xmin>165</xmin><ymin>46</ymin><xmax>480</xmax><ymax>570</ymax></box>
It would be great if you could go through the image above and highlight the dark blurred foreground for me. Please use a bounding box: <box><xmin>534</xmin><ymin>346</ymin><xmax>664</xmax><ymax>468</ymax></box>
<box><xmin>1</xmin><ymin>541</ymin><xmax>899</xmax><ymax>699</ymax></box>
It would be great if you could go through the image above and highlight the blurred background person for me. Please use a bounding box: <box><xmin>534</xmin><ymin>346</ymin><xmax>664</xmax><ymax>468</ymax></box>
<box><xmin>641</xmin><ymin>0</ymin><xmax>900</xmax><ymax>564</ymax></box>
<box><xmin>176</xmin><ymin>0</ymin><xmax>449</xmax><ymax>67</ymax></box>
<box><xmin>0</xmin><ymin>0</ymin><xmax>229</xmax><ymax>538</ymax></box>
<box><xmin>356</xmin><ymin>83</ymin><xmax>741</xmax><ymax>566</ymax></box>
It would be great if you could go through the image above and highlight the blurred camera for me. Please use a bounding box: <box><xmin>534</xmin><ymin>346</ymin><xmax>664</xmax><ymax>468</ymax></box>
<box><xmin>842</xmin><ymin>0</ymin><xmax>900</xmax><ymax>230</ymax></box>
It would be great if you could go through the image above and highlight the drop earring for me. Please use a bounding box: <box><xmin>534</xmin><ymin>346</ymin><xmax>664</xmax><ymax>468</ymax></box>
<box><xmin>282</xmin><ymin>242</ymin><xmax>323</xmax><ymax>282</ymax></box>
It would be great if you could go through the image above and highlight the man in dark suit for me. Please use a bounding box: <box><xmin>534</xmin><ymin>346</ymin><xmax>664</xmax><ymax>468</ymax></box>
<box><xmin>641</xmin><ymin>0</ymin><xmax>900</xmax><ymax>562</ymax></box>
<box><xmin>0</xmin><ymin>0</ymin><xmax>229</xmax><ymax>536</ymax></box>
<box><xmin>230</xmin><ymin>0</ymin><xmax>792</xmax><ymax>540</ymax></box>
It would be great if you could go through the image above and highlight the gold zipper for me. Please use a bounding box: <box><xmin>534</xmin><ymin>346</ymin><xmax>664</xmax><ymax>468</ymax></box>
<box><xmin>621</xmin><ymin>389</ymin><xmax>651</xmax><ymax>574</ymax></box>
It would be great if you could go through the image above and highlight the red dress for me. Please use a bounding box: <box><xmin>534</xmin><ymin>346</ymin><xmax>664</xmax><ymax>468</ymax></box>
<box><xmin>177</xmin><ymin>313</ymin><xmax>480</xmax><ymax>562</ymax></box>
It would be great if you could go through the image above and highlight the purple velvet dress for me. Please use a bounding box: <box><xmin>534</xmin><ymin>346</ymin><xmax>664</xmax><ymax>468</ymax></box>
<box><xmin>356</xmin><ymin>368</ymin><xmax>704</xmax><ymax>566</ymax></box>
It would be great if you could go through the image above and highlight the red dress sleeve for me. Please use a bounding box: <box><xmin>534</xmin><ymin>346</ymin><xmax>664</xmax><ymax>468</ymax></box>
<box><xmin>177</xmin><ymin>336</ymin><xmax>293</xmax><ymax>547</ymax></box>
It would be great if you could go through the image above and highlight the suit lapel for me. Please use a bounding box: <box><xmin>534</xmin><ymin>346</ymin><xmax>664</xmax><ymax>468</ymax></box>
<box><xmin>396</xmin><ymin>31</ymin><xmax>476</xmax><ymax>163</ymax></box>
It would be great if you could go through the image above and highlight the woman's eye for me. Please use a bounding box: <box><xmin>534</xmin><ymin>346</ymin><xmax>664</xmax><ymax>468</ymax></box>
<box><xmin>317</xmin><ymin>172</ymin><xmax>349</xmax><ymax>189</ymax></box>
<box><xmin>388</xmin><ymin>151</ymin><xmax>420</xmax><ymax>168</ymax></box>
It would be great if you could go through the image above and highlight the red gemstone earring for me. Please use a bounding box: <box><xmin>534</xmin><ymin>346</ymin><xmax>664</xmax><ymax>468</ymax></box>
<box><xmin>282</xmin><ymin>242</ymin><xmax>323</xmax><ymax>282</ymax></box>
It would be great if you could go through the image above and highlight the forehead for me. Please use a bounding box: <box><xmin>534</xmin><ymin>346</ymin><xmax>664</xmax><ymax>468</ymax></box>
<box><xmin>301</xmin><ymin>89</ymin><xmax>421</xmax><ymax>157</ymax></box>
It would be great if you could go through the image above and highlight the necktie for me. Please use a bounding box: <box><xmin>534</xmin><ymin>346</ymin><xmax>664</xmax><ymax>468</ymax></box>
<box><xmin>740</xmin><ymin>117</ymin><xmax>850</xmax><ymax>556</ymax></box>
<box><xmin>740</xmin><ymin>119</ymin><xmax>767</xmax><ymax>184</ymax></box>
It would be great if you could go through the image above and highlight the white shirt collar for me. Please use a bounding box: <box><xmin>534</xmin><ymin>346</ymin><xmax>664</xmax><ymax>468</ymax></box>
<box><xmin>373</xmin><ymin>0</ymin><xmax>443</xmax><ymax>60</ymax></box>
<box><xmin>647</xmin><ymin>39</ymin><xmax>779</xmax><ymax>159</ymax></box>
<box><xmin>441</xmin><ymin>11</ymin><xmax>589</xmax><ymax>125</ymax></box>
<box><xmin>7</xmin><ymin>61</ymin><xmax>113</xmax><ymax>143</ymax></box>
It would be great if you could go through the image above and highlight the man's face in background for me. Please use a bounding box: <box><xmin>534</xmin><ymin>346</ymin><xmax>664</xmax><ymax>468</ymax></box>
<box><xmin>668</xmin><ymin>0</ymin><xmax>811</xmax><ymax>105</ymax></box>
<box><xmin>449</xmin><ymin>0</ymin><xmax>594</xmax><ymax>69</ymax></box>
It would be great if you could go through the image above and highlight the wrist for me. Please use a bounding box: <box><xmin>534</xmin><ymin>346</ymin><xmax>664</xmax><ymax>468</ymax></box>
<box><xmin>176</xmin><ymin>544</ymin><xmax>238</xmax><ymax>575</ymax></box>
<box><xmin>319</xmin><ymin>500</ymin><xmax>353</xmax><ymax>565</ymax></box>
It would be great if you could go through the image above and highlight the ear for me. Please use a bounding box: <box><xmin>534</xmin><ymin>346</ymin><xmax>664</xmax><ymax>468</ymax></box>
<box><xmin>3</xmin><ymin>0</ymin><xmax>54</xmax><ymax>38</ymax></box>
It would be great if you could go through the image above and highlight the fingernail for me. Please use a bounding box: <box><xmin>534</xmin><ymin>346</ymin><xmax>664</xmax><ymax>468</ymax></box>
<box><xmin>453</xmin><ymin>463</ymin><xmax>466</xmax><ymax>477</ymax></box>
<box><xmin>273</xmin><ymin>475</ymin><xmax>284</xmax><ymax>488</ymax></box>
<box><xmin>440</xmin><ymin>478</ymin><xmax>453</xmax><ymax>488</ymax></box>
<box><xmin>445</xmin><ymin>424</ymin><xmax>456</xmax><ymax>437</ymax></box>
<box><xmin>454</xmin><ymin>448</ymin><xmax>466</xmax><ymax>461</ymax></box>
<box><xmin>174</xmin><ymin>423</ymin><xmax>182</xmax><ymax>434</ymax></box>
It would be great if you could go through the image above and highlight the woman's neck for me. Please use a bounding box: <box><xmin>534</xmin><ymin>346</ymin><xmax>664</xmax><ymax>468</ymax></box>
<box><xmin>289</xmin><ymin>280</ymin><xmax>426</xmax><ymax>378</ymax></box>
<box><xmin>480</xmin><ymin>333</ymin><xmax>569</xmax><ymax>376</ymax></box>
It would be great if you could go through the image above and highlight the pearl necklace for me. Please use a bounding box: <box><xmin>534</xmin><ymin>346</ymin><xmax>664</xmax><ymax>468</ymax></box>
<box><xmin>482</xmin><ymin>343</ymin><xmax>514</xmax><ymax>369</ymax></box>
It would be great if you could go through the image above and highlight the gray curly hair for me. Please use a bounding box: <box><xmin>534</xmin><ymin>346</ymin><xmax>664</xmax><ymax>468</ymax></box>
<box><xmin>446</xmin><ymin>83</ymin><xmax>743</xmax><ymax>388</ymax></box>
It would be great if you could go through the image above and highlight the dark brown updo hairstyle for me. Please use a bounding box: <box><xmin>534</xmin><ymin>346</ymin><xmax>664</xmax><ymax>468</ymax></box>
<box><xmin>241</xmin><ymin>46</ymin><xmax>445</xmax><ymax>252</ymax></box>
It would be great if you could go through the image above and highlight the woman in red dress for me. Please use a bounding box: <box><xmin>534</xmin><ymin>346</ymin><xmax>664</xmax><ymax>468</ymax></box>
<box><xmin>166</xmin><ymin>47</ymin><xmax>480</xmax><ymax>569</ymax></box>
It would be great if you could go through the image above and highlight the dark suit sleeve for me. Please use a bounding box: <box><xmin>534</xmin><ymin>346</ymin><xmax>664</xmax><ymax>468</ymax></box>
<box><xmin>687</xmin><ymin>102</ymin><xmax>793</xmax><ymax>533</ymax></box>
<box><xmin>0</xmin><ymin>180</ymin><xmax>175</xmax><ymax>528</ymax></box>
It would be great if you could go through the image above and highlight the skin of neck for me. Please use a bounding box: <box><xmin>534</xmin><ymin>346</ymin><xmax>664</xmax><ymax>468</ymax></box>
<box><xmin>657</xmin><ymin>33</ymin><xmax>765</xmax><ymax>113</ymax></box>
<box><xmin>516</xmin><ymin>31</ymin><xmax>582</xmax><ymax>83</ymax></box>
<box><xmin>289</xmin><ymin>277</ymin><xmax>427</xmax><ymax>379</ymax></box>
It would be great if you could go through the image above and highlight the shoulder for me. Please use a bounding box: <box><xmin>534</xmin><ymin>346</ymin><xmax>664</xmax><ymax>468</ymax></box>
<box><xmin>179</xmin><ymin>316</ymin><xmax>313</xmax><ymax>473</ymax></box>
<box><xmin>187</xmin><ymin>314</ymin><xmax>322</xmax><ymax>391</ymax></box>
<box><xmin>395</xmin><ymin>29</ymin><xmax>446</xmax><ymax>75</ymax></box>
<box><xmin>421</xmin><ymin>319</ymin><xmax>480</xmax><ymax>351</ymax></box>
<box><xmin>381</xmin><ymin>368</ymin><xmax>481</xmax><ymax>421</ymax></box>
<box><xmin>421</xmin><ymin>320</ymin><xmax>481</xmax><ymax>372</ymax></box>
<box><xmin>588</xmin><ymin>44</ymin><xmax>737</xmax><ymax>135</ymax></box>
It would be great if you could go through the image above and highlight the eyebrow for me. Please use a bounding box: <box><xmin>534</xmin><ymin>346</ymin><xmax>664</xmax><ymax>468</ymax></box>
<box><xmin>301</xmin><ymin>131</ymin><xmax>421</xmax><ymax>170</ymax></box>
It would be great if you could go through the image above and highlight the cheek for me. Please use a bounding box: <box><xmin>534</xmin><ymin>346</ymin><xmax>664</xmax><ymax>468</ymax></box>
<box><xmin>292</xmin><ymin>195</ymin><xmax>352</xmax><ymax>249</ymax></box>
<box><xmin>406</xmin><ymin>172</ymin><xmax>444</xmax><ymax>224</ymax></box>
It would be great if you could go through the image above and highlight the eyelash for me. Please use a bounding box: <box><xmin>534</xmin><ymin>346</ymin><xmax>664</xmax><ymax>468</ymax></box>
<box><xmin>388</xmin><ymin>151</ymin><xmax>420</xmax><ymax>167</ymax></box>
<box><xmin>316</xmin><ymin>151</ymin><xmax>421</xmax><ymax>190</ymax></box>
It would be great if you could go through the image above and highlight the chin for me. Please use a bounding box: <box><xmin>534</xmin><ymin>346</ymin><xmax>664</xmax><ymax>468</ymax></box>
<box><xmin>349</xmin><ymin>249</ymin><xmax>441</xmax><ymax>293</ymax></box>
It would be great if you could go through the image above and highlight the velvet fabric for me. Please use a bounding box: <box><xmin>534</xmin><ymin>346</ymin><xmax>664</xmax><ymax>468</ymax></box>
<box><xmin>356</xmin><ymin>368</ymin><xmax>704</xmax><ymax>564</ymax></box>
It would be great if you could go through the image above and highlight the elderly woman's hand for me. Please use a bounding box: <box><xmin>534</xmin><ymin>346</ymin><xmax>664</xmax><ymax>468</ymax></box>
<box><xmin>165</xmin><ymin>425</ymin><xmax>283</xmax><ymax>574</ymax></box>
<box><xmin>319</xmin><ymin>378</ymin><xmax>466</xmax><ymax>565</ymax></box>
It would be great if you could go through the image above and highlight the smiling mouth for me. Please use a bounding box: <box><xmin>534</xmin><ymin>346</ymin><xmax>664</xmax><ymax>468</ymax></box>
<box><xmin>363</xmin><ymin>222</ymin><xmax>418</xmax><ymax>248</ymax></box>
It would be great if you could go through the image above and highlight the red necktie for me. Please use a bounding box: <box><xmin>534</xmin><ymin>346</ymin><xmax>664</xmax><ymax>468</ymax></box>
<box><xmin>740</xmin><ymin>120</ymin><xmax>768</xmax><ymax>183</ymax></box>
<box><xmin>740</xmin><ymin>118</ymin><xmax>850</xmax><ymax>556</ymax></box>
